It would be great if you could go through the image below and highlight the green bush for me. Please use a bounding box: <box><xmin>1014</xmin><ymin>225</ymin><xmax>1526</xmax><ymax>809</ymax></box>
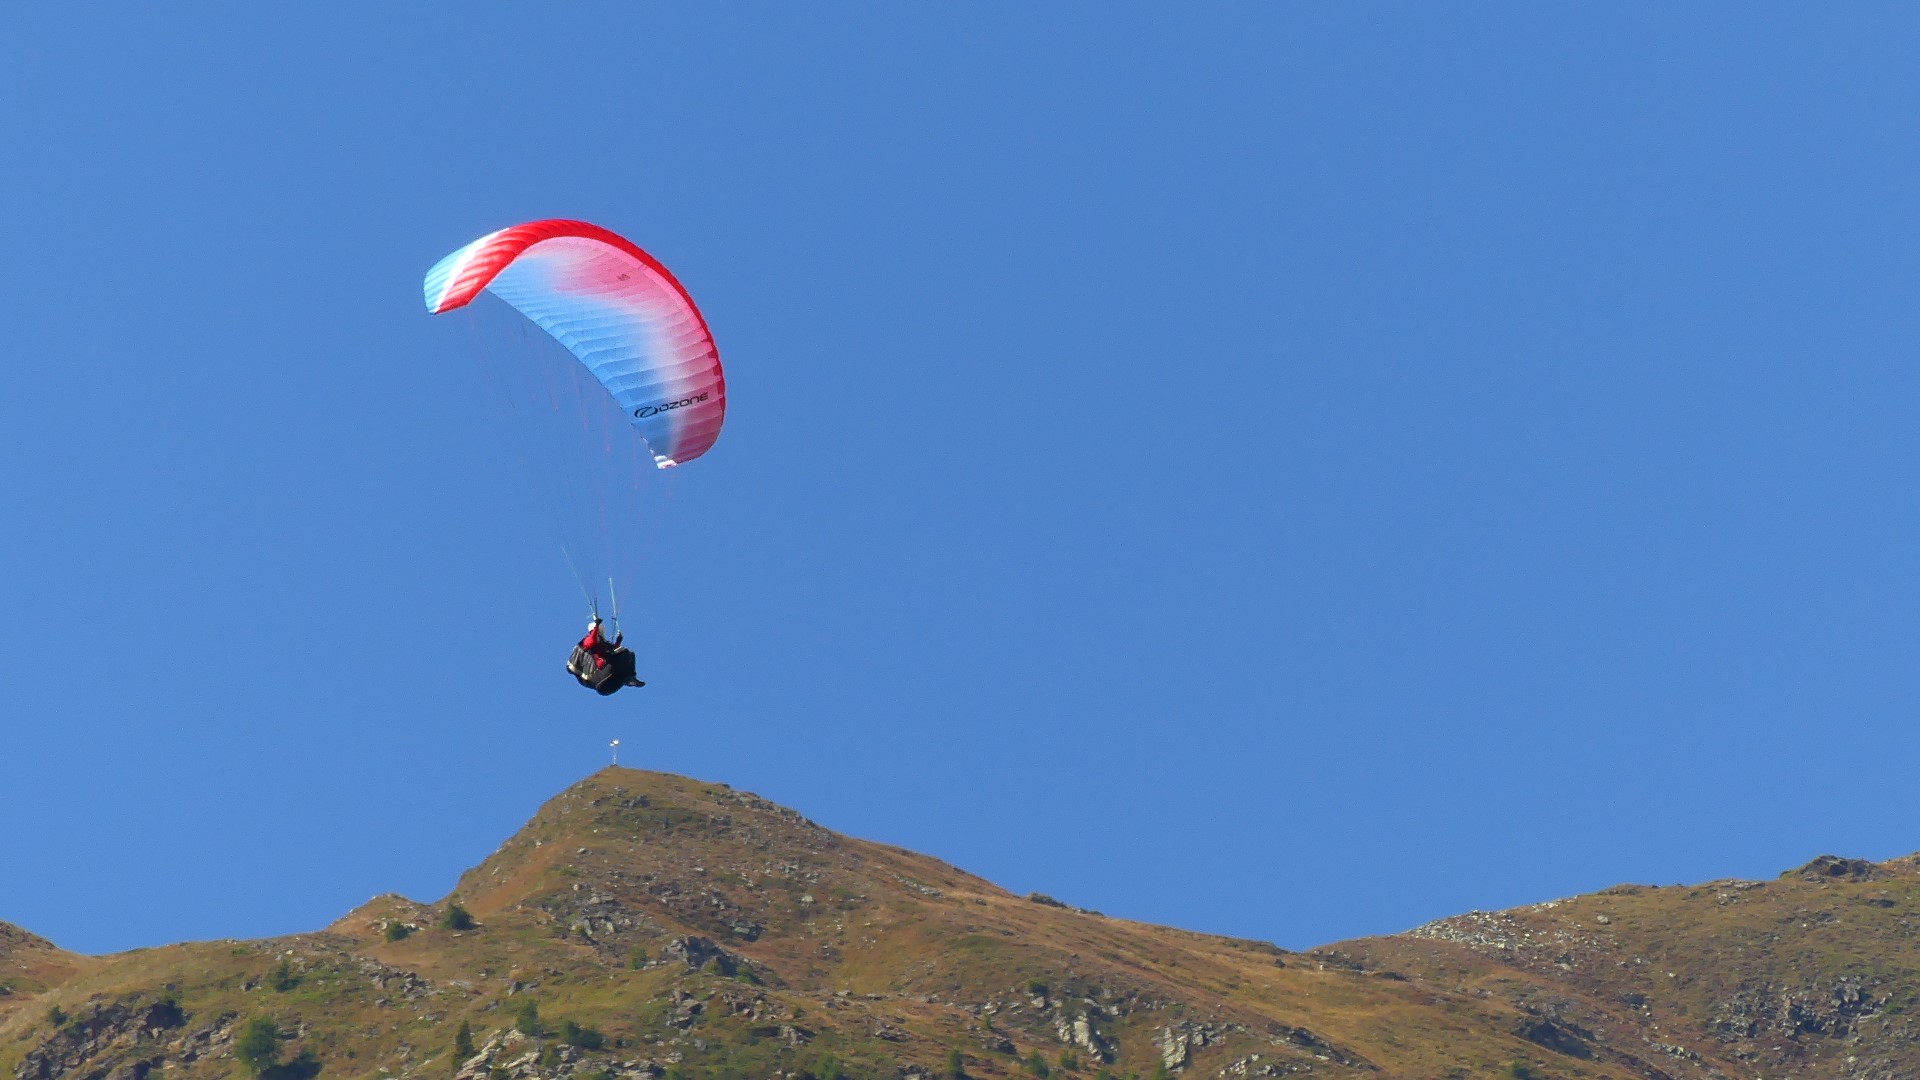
<box><xmin>947</xmin><ymin>1048</ymin><xmax>967</xmax><ymax>1079</ymax></box>
<box><xmin>45</xmin><ymin>1005</ymin><xmax>66</xmax><ymax>1027</ymax></box>
<box><xmin>235</xmin><ymin>1017</ymin><xmax>282</xmax><ymax>1076</ymax></box>
<box><xmin>452</xmin><ymin>1020</ymin><xmax>476</xmax><ymax>1066</ymax></box>
<box><xmin>559</xmin><ymin>1019</ymin><xmax>605</xmax><ymax>1050</ymax></box>
<box><xmin>270</xmin><ymin>960</ymin><xmax>299</xmax><ymax>993</ymax></box>
<box><xmin>385</xmin><ymin>922</ymin><xmax>414</xmax><ymax>943</ymax></box>
<box><xmin>1028</xmin><ymin>1051</ymin><xmax>1052</xmax><ymax>1078</ymax></box>
<box><xmin>441</xmin><ymin>904</ymin><xmax>477</xmax><ymax>931</ymax></box>
<box><xmin>514</xmin><ymin>1000</ymin><xmax>543</xmax><ymax>1037</ymax></box>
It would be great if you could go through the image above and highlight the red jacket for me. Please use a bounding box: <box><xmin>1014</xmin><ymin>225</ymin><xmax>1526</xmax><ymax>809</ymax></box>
<box><xmin>579</xmin><ymin>624</ymin><xmax>612</xmax><ymax>669</ymax></box>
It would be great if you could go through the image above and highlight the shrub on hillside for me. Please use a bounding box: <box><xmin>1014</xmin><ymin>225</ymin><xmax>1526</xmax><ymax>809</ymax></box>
<box><xmin>558</xmin><ymin>1019</ymin><xmax>605</xmax><ymax>1050</ymax></box>
<box><xmin>514</xmin><ymin>1000</ymin><xmax>542</xmax><ymax>1037</ymax></box>
<box><xmin>452</xmin><ymin>1020</ymin><xmax>475</xmax><ymax>1067</ymax></box>
<box><xmin>270</xmin><ymin>960</ymin><xmax>299</xmax><ymax>992</ymax></box>
<box><xmin>441</xmin><ymin>904</ymin><xmax>476</xmax><ymax>931</ymax></box>
<box><xmin>235</xmin><ymin>1017</ymin><xmax>282</xmax><ymax>1076</ymax></box>
<box><xmin>385</xmin><ymin>922</ymin><xmax>414</xmax><ymax>943</ymax></box>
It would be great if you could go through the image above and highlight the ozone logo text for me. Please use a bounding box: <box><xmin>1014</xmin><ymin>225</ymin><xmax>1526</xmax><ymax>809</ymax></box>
<box><xmin>635</xmin><ymin>392</ymin><xmax>710</xmax><ymax>419</ymax></box>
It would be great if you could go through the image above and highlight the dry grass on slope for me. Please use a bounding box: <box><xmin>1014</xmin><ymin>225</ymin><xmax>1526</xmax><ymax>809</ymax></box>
<box><xmin>1331</xmin><ymin>854</ymin><xmax>1920</xmax><ymax>1079</ymax></box>
<box><xmin>0</xmin><ymin>921</ymin><xmax>92</xmax><ymax>1022</ymax></box>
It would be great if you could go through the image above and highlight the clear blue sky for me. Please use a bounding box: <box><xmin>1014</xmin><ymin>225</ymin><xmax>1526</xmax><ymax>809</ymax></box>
<box><xmin>6</xmin><ymin>6</ymin><xmax>1920</xmax><ymax>955</ymax></box>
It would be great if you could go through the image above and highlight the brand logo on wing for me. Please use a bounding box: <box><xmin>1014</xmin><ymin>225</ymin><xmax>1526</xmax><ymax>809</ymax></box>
<box><xmin>635</xmin><ymin>392</ymin><xmax>710</xmax><ymax>419</ymax></box>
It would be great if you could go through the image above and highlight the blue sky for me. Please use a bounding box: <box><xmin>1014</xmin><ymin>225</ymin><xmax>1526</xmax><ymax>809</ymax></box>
<box><xmin>5</xmin><ymin>6</ymin><xmax>1920</xmax><ymax>954</ymax></box>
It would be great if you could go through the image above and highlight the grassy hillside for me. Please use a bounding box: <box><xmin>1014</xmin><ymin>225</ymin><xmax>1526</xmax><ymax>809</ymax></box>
<box><xmin>6</xmin><ymin>769</ymin><xmax>1916</xmax><ymax>1080</ymax></box>
<box><xmin>0</xmin><ymin>923</ymin><xmax>88</xmax><ymax>1023</ymax></box>
<box><xmin>1329</xmin><ymin>854</ymin><xmax>1920</xmax><ymax>1079</ymax></box>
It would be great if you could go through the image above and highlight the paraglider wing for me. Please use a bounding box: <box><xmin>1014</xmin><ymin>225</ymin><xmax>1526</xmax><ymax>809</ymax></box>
<box><xmin>423</xmin><ymin>219</ymin><xmax>725</xmax><ymax>468</ymax></box>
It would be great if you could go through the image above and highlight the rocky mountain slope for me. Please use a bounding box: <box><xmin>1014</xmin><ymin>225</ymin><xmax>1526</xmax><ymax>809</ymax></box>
<box><xmin>3</xmin><ymin>769</ymin><xmax>1917</xmax><ymax>1080</ymax></box>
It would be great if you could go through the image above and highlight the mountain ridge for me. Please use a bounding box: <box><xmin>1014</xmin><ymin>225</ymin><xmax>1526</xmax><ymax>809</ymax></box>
<box><xmin>0</xmin><ymin>922</ymin><xmax>88</xmax><ymax>1024</ymax></box>
<box><xmin>5</xmin><ymin>768</ymin><xmax>1920</xmax><ymax>1080</ymax></box>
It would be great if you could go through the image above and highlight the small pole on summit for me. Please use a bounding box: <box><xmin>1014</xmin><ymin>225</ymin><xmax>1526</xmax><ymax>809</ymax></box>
<box><xmin>610</xmin><ymin>738</ymin><xmax>621</xmax><ymax>766</ymax></box>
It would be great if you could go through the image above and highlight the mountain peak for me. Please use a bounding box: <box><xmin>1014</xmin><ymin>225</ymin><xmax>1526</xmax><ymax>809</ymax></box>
<box><xmin>432</xmin><ymin>766</ymin><xmax>1023</xmax><ymax>983</ymax></box>
<box><xmin>0</xmin><ymin>921</ymin><xmax>56</xmax><ymax>956</ymax></box>
<box><xmin>0</xmin><ymin>921</ymin><xmax>85</xmax><ymax>1022</ymax></box>
<box><xmin>445</xmin><ymin>767</ymin><xmax>848</xmax><ymax>919</ymax></box>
